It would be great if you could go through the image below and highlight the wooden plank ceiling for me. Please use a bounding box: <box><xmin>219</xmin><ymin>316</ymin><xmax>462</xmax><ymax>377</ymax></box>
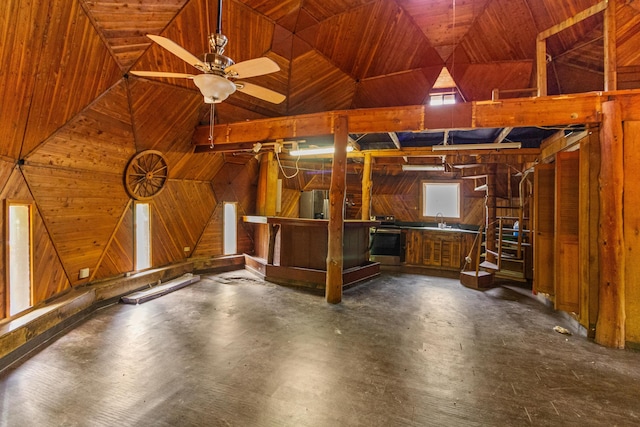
<box><xmin>1</xmin><ymin>0</ymin><xmax>640</xmax><ymax>164</ymax></box>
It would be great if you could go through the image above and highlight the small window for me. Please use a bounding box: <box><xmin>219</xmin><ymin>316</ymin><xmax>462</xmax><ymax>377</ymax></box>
<box><xmin>429</xmin><ymin>93</ymin><xmax>456</xmax><ymax>106</ymax></box>
<box><xmin>7</xmin><ymin>202</ymin><xmax>33</xmax><ymax>317</ymax></box>
<box><xmin>422</xmin><ymin>181</ymin><xmax>461</xmax><ymax>219</ymax></box>
<box><xmin>135</xmin><ymin>202</ymin><xmax>151</xmax><ymax>270</ymax></box>
<box><xmin>223</xmin><ymin>202</ymin><xmax>237</xmax><ymax>255</ymax></box>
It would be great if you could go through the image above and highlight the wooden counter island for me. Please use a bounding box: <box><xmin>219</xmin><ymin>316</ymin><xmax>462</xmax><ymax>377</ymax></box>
<box><xmin>243</xmin><ymin>216</ymin><xmax>381</xmax><ymax>290</ymax></box>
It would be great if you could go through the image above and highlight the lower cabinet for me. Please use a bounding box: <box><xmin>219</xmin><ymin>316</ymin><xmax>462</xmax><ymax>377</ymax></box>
<box><xmin>405</xmin><ymin>229</ymin><xmax>470</xmax><ymax>270</ymax></box>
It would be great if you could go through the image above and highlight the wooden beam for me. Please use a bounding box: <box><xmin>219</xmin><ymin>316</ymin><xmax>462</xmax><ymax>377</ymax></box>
<box><xmin>494</xmin><ymin>127</ymin><xmax>513</xmax><ymax>143</ymax></box>
<box><xmin>539</xmin><ymin>129</ymin><xmax>590</xmax><ymax>162</ymax></box>
<box><xmin>361</xmin><ymin>152</ymin><xmax>373</xmax><ymax>221</ymax></box>
<box><xmin>596</xmin><ymin>100</ymin><xmax>625</xmax><ymax>348</ymax></box>
<box><xmin>538</xmin><ymin>1</ymin><xmax>609</xmax><ymax>40</ymax></box>
<box><xmin>604</xmin><ymin>0</ymin><xmax>617</xmax><ymax>91</ymax></box>
<box><xmin>193</xmin><ymin>94</ymin><xmax>612</xmax><ymax>147</ymax></box>
<box><xmin>326</xmin><ymin>115</ymin><xmax>348</xmax><ymax>304</ymax></box>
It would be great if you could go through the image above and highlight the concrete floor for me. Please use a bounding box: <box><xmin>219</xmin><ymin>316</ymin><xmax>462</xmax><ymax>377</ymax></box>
<box><xmin>1</xmin><ymin>271</ymin><xmax>640</xmax><ymax>426</ymax></box>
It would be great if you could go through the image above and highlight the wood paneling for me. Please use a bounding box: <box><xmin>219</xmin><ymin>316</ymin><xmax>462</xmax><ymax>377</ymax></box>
<box><xmin>26</xmin><ymin>80</ymin><xmax>136</xmax><ymax>173</ymax></box>
<box><xmin>456</xmin><ymin>61</ymin><xmax>534</xmax><ymax>101</ymax></box>
<box><xmin>22</xmin><ymin>1</ymin><xmax>122</xmax><ymax>156</ymax></box>
<box><xmin>81</xmin><ymin>0</ymin><xmax>189</xmax><ymax>70</ymax></box>
<box><xmin>555</xmin><ymin>151</ymin><xmax>580</xmax><ymax>313</ymax></box>
<box><xmin>242</xmin><ymin>0</ymin><xmax>300</xmax><ymax>22</ymax></box>
<box><xmin>398</xmin><ymin>0</ymin><xmax>491</xmax><ymax>61</ymax></box>
<box><xmin>459</xmin><ymin>0</ymin><xmax>538</xmax><ymax>62</ymax></box>
<box><xmin>192</xmin><ymin>204</ymin><xmax>223</xmax><ymax>258</ymax></box>
<box><xmin>353</xmin><ymin>68</ymin><xmax>438</xmax><ymax>108</ymax></box>
<box><xmin>0</xmin><ymin>0</ymin><xmax>49</xmax><ymax>159</ymax></box>
<box><xmin>0</xmin><ymin>168</ymin><xmax>70</xmax><ymax>315</ymax></box>
<box><xmin>616</xmin><ymin>1</ymin><xmax>640</xmax><ymax>68</ymax></box>
<box><xmin>22</xmin><ymin>165</ymin><xmax>130</xmax><ymax>286</ymax></box>
<box><xmin>151</xmin><ymin>180</ymin><xmax>217</xmax><ymax>266</ymax></box>
<box><xmin>302</xmin><ymin>0</ymin><xmax>371</xmax><ymax>22</ymax></box>
<box><xmin>314</xmin><ymin>1</ymin><xmax>442</xmax><ymax>80</ymax></box>
<box><xmin>288</xmin><ymin>51</ymin><xmax>356</xmax><ymax>114</ymax></box>
<box><xmin>95</xmin><ymin>203</ymin><xmax>134</xmax><ymax>280</ymax></box>
<box><xmin>624</xmin><ymin>121</ymin><xmax>640</xmax><ymax>344</ymax></box>
<box><xmin>533</xmin><ymin>164</ymin><xmax>555</xmax><ymax>295</ymax></box>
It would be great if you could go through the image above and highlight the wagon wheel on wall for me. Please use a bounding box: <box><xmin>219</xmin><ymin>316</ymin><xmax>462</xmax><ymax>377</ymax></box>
<box><xmin>124</xmin><ymin>150</ymin><xmax>169</xmax><ymax>200</ymax></box>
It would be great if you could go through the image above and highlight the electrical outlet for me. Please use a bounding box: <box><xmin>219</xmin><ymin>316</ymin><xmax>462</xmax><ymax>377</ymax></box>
<box><xmin>79</xmin><ymin>268</ymin><xmax>90</xmax><ymax>279</ymax></box>
<box><xmin>184</xmin><ymin>246</ymin><xmax>190</xmax><ymax>252</ymax></box>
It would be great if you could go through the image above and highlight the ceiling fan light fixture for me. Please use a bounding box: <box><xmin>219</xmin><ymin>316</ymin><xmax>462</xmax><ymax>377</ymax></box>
<box><xmin>193</xmin><ymin>74</ymin><xmax>236</xmax><ymax>103</ymax></box>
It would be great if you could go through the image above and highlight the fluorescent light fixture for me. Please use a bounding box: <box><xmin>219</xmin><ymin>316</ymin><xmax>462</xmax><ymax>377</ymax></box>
<box><xmin>431</xmin><ymin>142</ymin><xmax>521</xmax><ymax>151</ymax></box>
<box><xmin>289</xmin><ymin>146</ymin><xmax>354</xmax><ymax>156</ymax></box>
<box><xmin>402</xmin><ymin>164</ymin><xmax>445</xmax><ymax>171</ymax></box>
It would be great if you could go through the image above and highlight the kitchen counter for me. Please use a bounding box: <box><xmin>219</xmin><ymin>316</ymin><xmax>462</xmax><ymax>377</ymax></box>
<box><xmin>243</xmin><ymin>216</ymin><xmax>380</xmax><ymax>289</ymax></box>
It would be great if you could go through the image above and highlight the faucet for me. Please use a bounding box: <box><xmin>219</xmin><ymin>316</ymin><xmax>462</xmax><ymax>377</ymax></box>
<box><xmin>436</xmin><ymin>212</ymin><xmax>445</xmax><ymax>228</ymax></box>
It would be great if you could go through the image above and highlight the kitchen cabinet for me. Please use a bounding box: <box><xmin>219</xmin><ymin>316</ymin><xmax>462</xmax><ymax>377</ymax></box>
<box><xmin>405</xmin><ymin>228</ymin><xmax>474</xmax><ymax>270</ymax></box>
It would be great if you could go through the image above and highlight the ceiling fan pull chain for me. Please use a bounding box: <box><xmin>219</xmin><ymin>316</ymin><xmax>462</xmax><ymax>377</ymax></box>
<box><xmin>209</xmin><ymin>103</ymin><xmax>215</xmax><ymax>148</ymax></box>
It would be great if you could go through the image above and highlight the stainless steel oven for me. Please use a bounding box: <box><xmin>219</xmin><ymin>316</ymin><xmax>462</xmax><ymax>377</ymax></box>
<box><xmin>369</xmin><ymin>227</ymin><xmax>402</xmax><ymax>265</ymax></box>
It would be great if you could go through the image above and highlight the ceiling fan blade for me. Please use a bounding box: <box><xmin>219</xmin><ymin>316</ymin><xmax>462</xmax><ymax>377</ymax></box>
<box><xmin>236</xmin><ymin>82</ymin><xmax>286</xmax><ymax>104</ymax></box>
<box><xmin>226</xmin><ymin>57</ymin><xmax>280</xmax><ymax>79</ymax></box>
<box><xmin>146</xmin><ymin>34</ymin><xmax>206</xmax><ymax>70</ymax></box>
<box><xmin>129</xmin><ymin>70</ymin><xmax>195</xmax><ymax>79</ymax></box>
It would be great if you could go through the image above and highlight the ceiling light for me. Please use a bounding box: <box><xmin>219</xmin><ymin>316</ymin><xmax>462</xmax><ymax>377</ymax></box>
<box><xmin>431</xmin><ymin>142</ymin><xmax>521</xmax><ymax>151</ymax></box>
<box><xmin>401</xmin><ymin>164</ymin><xmax>445</xmax><ymax>171</ymax></box>
<box><xmin>289</xmin><ymin>146</ymin><xmax>355</xmax><ymax>156</ymax></box>
<box><xmin>193</xmin><ymin>74</ymin><xmax>236</xmax><ymax>103</ymax></box>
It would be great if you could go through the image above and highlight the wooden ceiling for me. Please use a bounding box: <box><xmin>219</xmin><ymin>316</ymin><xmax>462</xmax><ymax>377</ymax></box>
<box><xmin>1</xmin><ymin>0</ymin><xmax>640</xmax><ymax>164</ymax></box>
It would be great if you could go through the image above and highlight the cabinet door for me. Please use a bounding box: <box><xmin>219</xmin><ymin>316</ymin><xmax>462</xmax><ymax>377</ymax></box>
<box><xmin>423</xmin><ymin>237</ymin><xmax>441</xmax><ymax>266</ymax></box>
<box><xmin>442</xmin><ymin>240</ymin><xmax>462</xmax><ymax>268</ymax></box>
<box><xmin>404</xmin><ymin>230</ymin><xmax>422</xmax><ymax>265</ymax></box>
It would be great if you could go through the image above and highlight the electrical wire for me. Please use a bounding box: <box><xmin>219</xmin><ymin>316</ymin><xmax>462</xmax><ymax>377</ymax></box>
<box><xmin>275</xmin><ymin>148</ymin><xmax>301</xmax><ymax>179</ymax></box>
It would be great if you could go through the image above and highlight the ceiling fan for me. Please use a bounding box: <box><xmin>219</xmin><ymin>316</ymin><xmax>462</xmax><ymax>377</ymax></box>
<box><xmin>129</xmin><ymin>0</ymin><xmax>285</xmax><ymax>106</ymax></box>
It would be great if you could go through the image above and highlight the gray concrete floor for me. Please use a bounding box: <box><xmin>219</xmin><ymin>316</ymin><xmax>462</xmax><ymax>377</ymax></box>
<box><xmin>1</xmin><ymin>271</ymin><xmax>639</xmax><ymax>426</ymax></box>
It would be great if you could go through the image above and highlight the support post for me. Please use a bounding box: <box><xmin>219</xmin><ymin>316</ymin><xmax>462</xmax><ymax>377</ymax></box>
<box><xmin>256</xmin><ymin>153</ymin><xmax>278</xmax><ymax>216</ymax></box>
<box><xmin>326</xmin><ymin>115</ymin><xmax>348</xmax><ymax>304</ymax></box>
<box><xmin>361</xmin><ymin>152</ymin><xmax>373</xmax><ymax>220</ymax></box>
<box><xmin>486</xmin><ymin>164</ymin><xmax>497</xmax><ymax>263</ymax></box>
<box><xmin>536</xmin><ymin>38</ymin><xmax>547</xmax><ymax>97</ymax></box>
<box><xmin>604</xmin><ymin>0</ymin><xmax>617</xmax><ymax>91</ymax></box>
<box><xmin>596</xmin><ymin>100</ymin><xmax>625</xmax><ymax>348</ymax></box>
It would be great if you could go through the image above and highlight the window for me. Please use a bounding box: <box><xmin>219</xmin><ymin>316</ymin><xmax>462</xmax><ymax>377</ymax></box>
<box><xmin>7</xmin><ymin>202</ymin><xmax>33</xmax><ymax>317</ymax></box>
<box><xmin>422</xmin><ymin>181</ymin><xmax>461</xmax><ymax>219</ymax></box>
<box><xmin>135</xmin><ymin>203</ymin><xmax>151</xmax><ymax>270</ymax></box>
<box><xmin>223</xmin><ymin>202</ymin><xmax>237</xmax><ymax>255</ymax></box>
<box><xmin>429</xmin><ymin>92</ymin><xmax>456</xmax><ymax>106</ymax></box>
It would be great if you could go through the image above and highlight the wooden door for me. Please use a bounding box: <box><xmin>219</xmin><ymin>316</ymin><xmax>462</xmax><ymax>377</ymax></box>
<box><xmin>533</xmin><ymin>164</ymin><xmax>555</xmax><ymax>294</ymax></box>
<box><xmin>555</xmin><ymin>151</ymin><xmax>580</xmax><ymax>313</ymax></box>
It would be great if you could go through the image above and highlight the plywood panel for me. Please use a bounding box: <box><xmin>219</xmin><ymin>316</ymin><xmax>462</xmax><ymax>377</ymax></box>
<box><xmin>555</xmin><ymin>151</ymin><xmax>580</xmax><ymax>313</ymax></box>
<box><xmin>192</xmin><ymin>204</ymin><xmax>223</xmax><ymax>258</ymax></box>
<box><xmin>22</xmin><ymin>165</ymin><xmax>130</xmax><ymax>286</ymax></box>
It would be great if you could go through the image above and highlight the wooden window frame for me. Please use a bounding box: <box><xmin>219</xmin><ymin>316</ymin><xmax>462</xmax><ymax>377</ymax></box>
<box><xmin>4</xmin><ymin>199</ymin><xmax>34</xmax><ymax>319</ymax></box>
<box><xmin>420</xmin><ymin>180</ymin><xmax>463</xmax><ymax>222</ymax></box>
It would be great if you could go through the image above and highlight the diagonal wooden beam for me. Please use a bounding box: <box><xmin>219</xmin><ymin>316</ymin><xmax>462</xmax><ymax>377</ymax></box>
<box><xmin>494</xmin><ymin>127</ymin><xmax>513</xmax><ymax>143</ymax></box>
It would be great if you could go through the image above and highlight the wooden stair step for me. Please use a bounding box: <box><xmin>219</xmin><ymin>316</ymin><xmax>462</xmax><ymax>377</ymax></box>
<box><xmin>479</xmin><ymin>261</ymin><xmax>500</xmax><ymax>271</ymax></box>
<box><xmin>460</xmin><ymin>270</ymin><xmax>494</xmax><ymax>289</ymax></box>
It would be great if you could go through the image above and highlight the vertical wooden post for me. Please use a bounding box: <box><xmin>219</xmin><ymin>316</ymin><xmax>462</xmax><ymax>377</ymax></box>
<box><xmin>361</xmin><ymin>152</ymin><xmax>373</xmax><ymax>220</ymax></box>
<box><xmin>604</xmin><ymin>0</ymin><xmax>617</xmax><ymax>91</ymax></box>
<box><xmin>265</xmin><ymin>152</ymin><xmax>279</xmax><ymax>216</ymax></box>
<box><xmin>256</xmin><ymin>154</ymin><xmax>269</xmax><ymax>216</ymax></box>
<box><xmin>486</xmin><ymin>164</ymin><xmax>497</xmax><ymax>263</ymax></box>
<box><xmin>596</xmin><ymin>100</ymin><xmax>625</xmax><ymax>348</ymax></box>
<box><xmin>326</xmin><ymin>115</ymin><xmax>348</xmax><ymax>304</ymax></box>
<box><xmin>536</xmin><ymin>37</ymin><xmax>547</xmax><ymax>97</ymax></box>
